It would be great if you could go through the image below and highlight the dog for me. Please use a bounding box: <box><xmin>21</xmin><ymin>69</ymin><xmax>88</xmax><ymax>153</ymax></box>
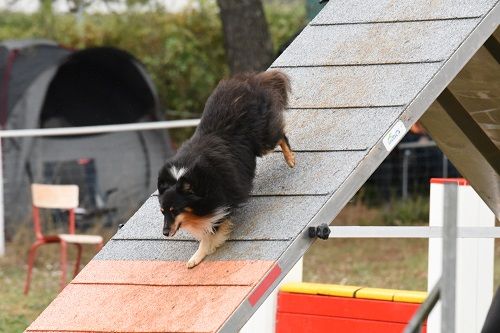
<box><xmin>157</xmin><ymin>70</ymin><xmax>295</xmax><ymax>268</ymax></box>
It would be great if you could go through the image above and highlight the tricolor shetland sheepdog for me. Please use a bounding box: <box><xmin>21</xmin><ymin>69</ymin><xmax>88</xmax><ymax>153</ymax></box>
<box><xmin>157</xmin><ymin>70</ymin><xmax>294</xmax><ymax>268</ymax></box>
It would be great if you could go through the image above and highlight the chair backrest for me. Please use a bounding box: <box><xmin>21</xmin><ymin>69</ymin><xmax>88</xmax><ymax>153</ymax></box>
<box><xmin>31</xmin><ymin>184</ymin><xmax>79</xmax><ymax>209</ymax></box>
<box><xmin>31</xmin><ymin>184</ymin><xmax>79</xmax><ymax>239</ymax></box>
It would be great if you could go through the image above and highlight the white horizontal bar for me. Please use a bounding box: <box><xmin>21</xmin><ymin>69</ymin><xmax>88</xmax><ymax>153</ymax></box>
<box><xmin>0</xmin><ymin>119</ymin><xmax>200</xmax><ymax>138</ymax></box>
<box><xmin>329</xmin><ymin>226</ymin><xmax>500</xmax><ymax>238</ymax></box>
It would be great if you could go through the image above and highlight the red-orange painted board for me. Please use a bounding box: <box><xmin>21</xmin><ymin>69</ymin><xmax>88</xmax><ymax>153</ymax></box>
<box><xmin>276</xmin><ymin>312</ymin><xmax>426</xmax><ymax>333</ymax></box>
<box><xmin>430</xmin><ymin>178</ymin><xmax>469</xmax><ymax>185</ymax></box>
<box><xmin>26</xmin><ymin>284</ymin><xmax>251</xmax><ymax>333</ymax></box>
<box><xmin>74</xmin><ymin>260</ymin><xmax>274</xmax><ymax>286</ymax></box>
<box><xmin>249</xmin><ymin>264</ymin><xmax>282</xmax><ymax>305</ymax></box>
<box><xmin>278</xmin><ymin>292</ymin><xmax>423</xmax><ymax>324</ymax></box>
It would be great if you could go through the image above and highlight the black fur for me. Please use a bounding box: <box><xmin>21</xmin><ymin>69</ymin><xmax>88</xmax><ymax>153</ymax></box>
<box><xmin>157</xmin><ymin>70</ymin><xmax>291</xmax><ymax>236</ymax></box>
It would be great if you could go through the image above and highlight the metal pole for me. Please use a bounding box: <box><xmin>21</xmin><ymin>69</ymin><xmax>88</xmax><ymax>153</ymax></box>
<box><xmin>0</xmin><ymin>119</ymin><xmax>201</xmax><ymax>138</ymax></box>
<box><xmin>0</xmin><ymin>137</ymin><xmax>4</xmax><ymax>256</ymax></box>
<box><xmin>441</xmin><ymin>183</ymin><xmax>458</xmax><ymax>333</ymax></box>
<box><xmin>442</xmin><ymin>153</ymin><xmax>448</xmax><ymax>178</ymax></box>
<box><xmin>402</xmin><ymin>149</ymin><xmax>410</xmax><ymax>200</ymax></box>
<box><xmin>404</xmin><ymin>277</ymin><xmax>441</xmax><ymax>333</ymax></box>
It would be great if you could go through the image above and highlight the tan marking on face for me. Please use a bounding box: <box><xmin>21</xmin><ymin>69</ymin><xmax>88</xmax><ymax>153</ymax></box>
<box><xmin>176</xmin><ymin>211</ymin><xmax>213</xmax><ymax>240</ymax></box>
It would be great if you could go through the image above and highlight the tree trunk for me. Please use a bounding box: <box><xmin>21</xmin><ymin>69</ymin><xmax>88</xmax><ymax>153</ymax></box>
<box><xmin>216</xmin><ymin>0</ymin><xmax>274</xmax><ymax>74</ymax></box>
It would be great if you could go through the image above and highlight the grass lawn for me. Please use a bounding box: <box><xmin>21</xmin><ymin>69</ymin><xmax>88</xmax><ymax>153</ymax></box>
<box><xmin>1</xmin><ymin>202</ymin><xmax>498</xmax><ymax>332</ymax></box>
<box><xmin>0</xmin><ymin>227</ymin><xmax>113</xmax><ymax>332</ymax></box>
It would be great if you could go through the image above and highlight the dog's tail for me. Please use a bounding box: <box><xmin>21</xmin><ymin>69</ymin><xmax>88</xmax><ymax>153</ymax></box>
<box><xmin>255</xmin><ymin>70</ymin><xmax>291</xmax><ymax>112</ymax></box>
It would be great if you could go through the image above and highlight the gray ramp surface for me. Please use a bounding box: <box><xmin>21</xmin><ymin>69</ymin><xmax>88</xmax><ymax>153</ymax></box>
<box><xmin>26</xmin><ymin>1</ymin><xmax>500</xmax><ymax>333</ymax></box>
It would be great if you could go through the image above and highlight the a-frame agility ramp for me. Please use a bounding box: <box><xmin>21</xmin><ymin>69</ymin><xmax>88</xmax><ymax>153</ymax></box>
<box><xmin>26</xmin><ymin>1</ymin><xmax>499</xmax><ymax>332</ymax></box>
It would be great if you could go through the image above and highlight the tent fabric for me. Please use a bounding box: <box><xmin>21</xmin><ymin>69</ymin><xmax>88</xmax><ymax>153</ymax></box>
<box><xmin>0</xmin><ymin>39</ymin><xmax>173</xmax><ymax>236</ymax></box>
<box><xmin>40</xmin><ymin>47</ymin><xmax>156</xmax><ymax>127</ymax></box>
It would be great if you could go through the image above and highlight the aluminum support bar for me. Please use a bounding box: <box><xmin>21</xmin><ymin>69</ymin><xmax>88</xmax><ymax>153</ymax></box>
<box><xmin>0</xmin><ymin>119</ymin><xmax>200</xmax><ymax>138</ymax></box>
<box><xmin>0</xmin><ymin>137</ymin><xmax>4</xmax><ymax>256</ymax></box>
<box><xmin>441</xmin><ymin>183</ymin><xmax>458</xmax><ymax>333</ymax></box>
<box><xmin>404</xmin><ymin>278</ymin><xmax>441</xmax><ymax>333</ymax></box>
<box><xmin>328</xmin><ymin>226</ymin><xmax>500</xmax><ymax>238</ymax></box>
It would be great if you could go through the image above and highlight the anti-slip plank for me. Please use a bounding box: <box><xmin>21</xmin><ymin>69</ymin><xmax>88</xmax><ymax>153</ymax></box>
<box><xmin>26</xmin><ymin>284</ymin><xmax>251</xmax><ymax>333</ymax></box>
<box><xmin>281</xmin><ymin>64</ymin><xmax>442</xmax><ymax>109</ymax></box>
<box><xmin>273</xmin><ymin>20</ymin><xmax>478</xmax><ymax>66</ymax></box>
<box><xmin>252</xmin><ymin>151</ymin><xmax>366</xmax><ymax>195</ymax></box>
<box><xmin>96</xmin><ymin>239</ymin><xmax>290</xmax><ymax>261</ymax></box>
<box><xmin>283</xmin><ymin>107</ymin><xmax>404</xmax><ymax>151</ymax></box>
<box><xmin>73</xmin><ymin>260</ymin><xmax>273</xmax><ymax>286</ymax></box>
<box><xmin>115</xmin><ymin>195</ymin><xmax>329</xmax><ymax>241</ymax></box>
<box><xmin>311</xmin><ymin>0</ymin><xmax>496</xmax><ymax>24</ymax></box>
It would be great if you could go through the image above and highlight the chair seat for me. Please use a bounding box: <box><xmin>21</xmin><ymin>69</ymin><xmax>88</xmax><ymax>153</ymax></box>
<box><xmin>58</xmin><ymin>234</ymin><xmax>103</xmax><ymax>244</ymax></box>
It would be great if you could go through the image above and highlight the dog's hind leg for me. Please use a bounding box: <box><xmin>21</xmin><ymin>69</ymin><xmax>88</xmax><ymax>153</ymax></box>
<box><xmin>278</xmin><ymin>135</ymin><xmax>295</xmax><ymax>168</ymax></box>
<box><xmin>187</xmin><ymin>219</ymin><xmax>233</xmax><ymax>268</ymax></box>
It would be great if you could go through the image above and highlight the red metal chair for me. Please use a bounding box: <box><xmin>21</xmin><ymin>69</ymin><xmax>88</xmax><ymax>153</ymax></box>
<box><xmin>24</xmin><ymin>184</ymin><xmax>104</xmax><ymax>294</ymax></box>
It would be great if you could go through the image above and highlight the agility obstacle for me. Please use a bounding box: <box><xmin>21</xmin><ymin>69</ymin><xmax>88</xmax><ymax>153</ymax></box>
<box><xmin>276</xmin><ymin>282</ymin><xmax>427</xmax><ymax>333</ymax></box>
<box><xmin>26</xmin><ymin>1</ymin><xmax>499</xmax><ymax>332</ymax></box>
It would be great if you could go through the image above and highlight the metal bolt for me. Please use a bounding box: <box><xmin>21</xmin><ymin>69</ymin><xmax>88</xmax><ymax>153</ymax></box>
<box><xmin>308</xmin><ymin>223</ymin><xmax>331</xmax><ymax>240</ymax></box>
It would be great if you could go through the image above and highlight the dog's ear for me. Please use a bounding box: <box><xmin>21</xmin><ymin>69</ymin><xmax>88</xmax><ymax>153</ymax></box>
<box><xmin>158</xmin><ymin>181</ymin><xmax>168</xmax><ymax>195</ymax></box>
<box><xmin>178</xmin><ymin>157</ymin><xmax>213</xmax><ymax>199</ymax></box>
<box><xmin>177</xmin><ymin>177</ymin><xmax>194</xmax><ymax>194</ymax></box>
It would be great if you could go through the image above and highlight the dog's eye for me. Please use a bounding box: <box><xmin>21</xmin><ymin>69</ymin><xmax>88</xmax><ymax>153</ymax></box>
<box><xmin>170</xmin><ymin>207</ymin><xmax>179</xmax><ymax>215</ymax></box>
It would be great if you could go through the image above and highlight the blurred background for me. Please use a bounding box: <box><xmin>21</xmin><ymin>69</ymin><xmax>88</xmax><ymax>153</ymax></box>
<box><xmin>0</xmin><ymin>0</ymin><xmax>497</xmax><ymax>331</ymax></box>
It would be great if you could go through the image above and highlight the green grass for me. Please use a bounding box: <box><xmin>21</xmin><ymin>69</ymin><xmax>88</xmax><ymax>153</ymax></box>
<box><xmin>304</xmin><ymin>238</ymin><xmax>429</xmax><ymax>290</ymax></box>
<box><xmin>0</xmin><ymin>226</ymin><xmax>114</xmax><ymax>332</ymax></box>
<box><xmin>0</xmin><ymin>256</ymin><xmax>60</xmax><ymax>332</ymax></box>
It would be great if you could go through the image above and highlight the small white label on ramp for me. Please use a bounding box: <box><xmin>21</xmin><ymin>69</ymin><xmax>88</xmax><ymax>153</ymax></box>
<box><xmin>383</xmin><ymin>120</ymin><xmax>406</xmax><ymax>151</ymax></box>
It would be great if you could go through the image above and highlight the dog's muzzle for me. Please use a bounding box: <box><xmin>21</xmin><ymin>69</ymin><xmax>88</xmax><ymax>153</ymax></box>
<box><xmin>163</xmin><ymin>214</ymin><xmax>176</xmax><ymax>237</ymax></box>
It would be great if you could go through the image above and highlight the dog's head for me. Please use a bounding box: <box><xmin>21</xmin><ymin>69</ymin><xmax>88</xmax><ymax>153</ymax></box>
<box><xmin>157</xmin><ymin>164</ymin><xmax>206</xmax><ymax>237</ymax></box>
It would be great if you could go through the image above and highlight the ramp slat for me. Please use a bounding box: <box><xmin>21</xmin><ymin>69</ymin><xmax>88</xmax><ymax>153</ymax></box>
<box><xmin>280</xmin><ymin>64</ymin><xmax>442</xmax><ymax>108</ymax></box>
<box><xmin>311</xmin><ymin>0</ymin><xmax>496</xmax><ymax>24</ymax></box>
<box><xmin>274</xmin><ymin>20</ymin><xmax>479</xmax><ymax>66</ymax></box>
<box><xmin>96</xmin><ymin>240</ymin><xmax>290</xmax><ymax>261</ymax></box>
<box><xmin>284</xmin><ymin>107</ymin><xmax>404</xmax><ymax>151</ymax></box>
<box><xmin>253</xmin><ymin>151</ymin><xmax>366</xmax><ymax>195</ymax></box>
<box><xmin>27</xmin><ymin>284</ymin><xmax>251</xmax><ymax>333</ymax></box>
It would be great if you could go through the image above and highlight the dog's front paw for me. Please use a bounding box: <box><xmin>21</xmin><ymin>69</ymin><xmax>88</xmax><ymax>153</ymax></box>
<box><xmin>286</xmin><ymin>152</ymin><xmax>296</xmax><ymax>168</ymax></box>
<box><xmin>187</xmin><ymin>253</ymin><xmax>204</xmax><ymax>269</ymax></box>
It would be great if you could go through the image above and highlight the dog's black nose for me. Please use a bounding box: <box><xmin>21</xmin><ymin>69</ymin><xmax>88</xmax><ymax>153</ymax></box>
<box><xmin>163</xmin><ymin>229</ymin><xmax>170</xmax><ymax>237</ymax></box>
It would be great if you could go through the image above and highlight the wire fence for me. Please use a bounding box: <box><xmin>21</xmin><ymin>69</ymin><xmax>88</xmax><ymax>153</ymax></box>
<box><xmin>365</xmin><ymin>137</ymin><xmax>460</xmax><ymax>204</ymax></box>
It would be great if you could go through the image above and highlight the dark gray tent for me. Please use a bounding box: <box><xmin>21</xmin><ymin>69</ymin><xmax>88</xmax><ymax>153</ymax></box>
<box><xmin>0</xmin><ymin>39</ymin><xmax>173</xmax><ymax>236</ymax></box>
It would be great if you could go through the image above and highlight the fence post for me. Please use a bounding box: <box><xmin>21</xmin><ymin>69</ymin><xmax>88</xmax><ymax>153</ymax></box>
<box><xmin>0</xmin><ymin>137</ymin><xmax>4</xmax><ymax>256</ymax></box>
<box><xmin>240</xmin><ymin>258</ymin><xmax>303</xmax><ymax>333</ymax></box>
<box><xmin>428</xmin><ymin>178</ymin><xmax>494</xmax><ymax>333</ymax></box>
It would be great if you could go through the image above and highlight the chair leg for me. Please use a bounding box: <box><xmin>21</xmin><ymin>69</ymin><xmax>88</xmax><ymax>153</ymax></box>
<box><xmin>24</xmin><ymin>241</ymin><xmax>42</xmax><ymax>295</ymax></box>
<box><xmin>60</xmin><ymin>240</ymin><xmax>68</xmax><ymax>291</ymax></box>
<box><xmin>73</xmin><ymin>244</ymin><xmax>82</xmax><ymax>277</ymax></box>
